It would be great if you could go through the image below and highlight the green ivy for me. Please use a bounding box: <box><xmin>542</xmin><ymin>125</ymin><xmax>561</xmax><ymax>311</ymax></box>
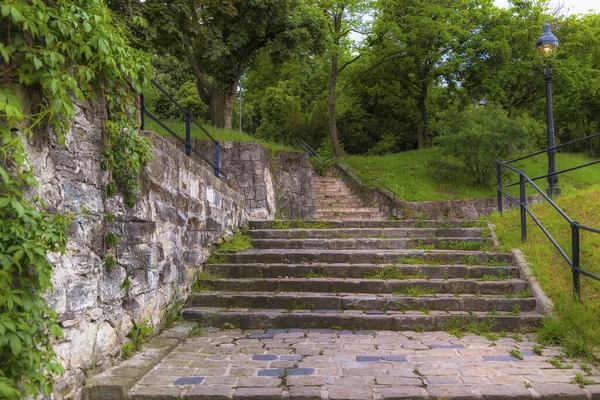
<box><xmin>0</xmin><ymin>0</ymin><xmax>153</xmax><ymax>397</ymax></box>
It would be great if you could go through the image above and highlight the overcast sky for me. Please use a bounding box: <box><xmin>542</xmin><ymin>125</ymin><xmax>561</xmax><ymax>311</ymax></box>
<box><xmin>494</xmin><ymin>0</ymin><xmax>598</xmax><ymax>15</ymax></box>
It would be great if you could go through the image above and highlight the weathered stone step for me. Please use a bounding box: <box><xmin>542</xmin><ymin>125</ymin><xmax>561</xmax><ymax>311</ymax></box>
<box><xmin>181</xmin><ymin>307</ymin><xmax>541</xmax><ymax>331</ymax></box>
<box><xmin>317</xmin><ymin>207</ymin><xmax>384</xmax><ymax>213</ymax></box>
<box><xmin>250</xmin><ymin>237</ymin><xmax>488</xmax><ymax>250</ymax></box>
<box><xmin>214</xmin><ymin>249</ymin><xmax>511</xmax><ymax>265</ymax></box>
<box><xmin>204</xmin><ymin>263</ymin><xmax>519</xmax><ymax>279</ymax></box>
<box><xmin>246</xmin><ymin>227</ymin><xmax>484</xmax><ymax>239</ymax></box>
<box><xmin>316</xmin><ymin>214</ymin><xmax>386</xmax><ymax>221</ymax></box>
<box><xmin>187</xmin><ymin>291</ymin><xmax>537</xmax><ymax>312</ymax></box>
<box><xmin>248</xmin><ymin>220</ymin><xmax>485</xmax><ymax>229</ymax></box>
<box><xmin>195</xmin><ymin>277</ymin><xmax>529</xmax><ymax>295</ymax></box>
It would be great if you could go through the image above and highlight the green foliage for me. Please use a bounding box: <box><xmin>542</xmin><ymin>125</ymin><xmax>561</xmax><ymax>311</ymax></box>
<box><xmin>214</xmin><ymin>231</ymin><xmax>252</xmax><ymax>252</ymax></box>
<box><xmin>363</xmin><ymin>267</ymin><xmax>427</xmax><ymax>280</ymax></box>
<box><xmin>121</xmin><ymin>342</ymin><xmax>135</xmax><ymax>360</ymax></box>
<box><xmin>0</xmin><ymin>130</ymin><xmax>72</xmax><ymax>398</ymax></box>
<box><xmin>509</xmin><ymin>350</ymin><xmax>523</xmax><ymax>360</ymax></box>
<box><xmin>121</xmin><ymin>320</ymin><xmax>152</xmax><ymax>359</ymax></box>
<box><xmin>491</xmin><ymin>187</ymin><xmax>600</xmax><ymax>361</ymax></box>
<box><xmin>435</xmin><ymin>106</ymin><xmax>543</xmax><ymax>186</ymax></box>
<box><xmin>572</xmin><ymin>372</ymin><xmax>595</xmax><ymax>388</ymax></box>
<box><xmin>1</xmin><ymin>2</ymin><xmax>152</xmax><ymax>394</ymax></box>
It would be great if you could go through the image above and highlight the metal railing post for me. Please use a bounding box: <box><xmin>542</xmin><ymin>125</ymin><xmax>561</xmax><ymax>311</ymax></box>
<box><xmin>496</xmin><ymin>159</ymin><xmax>503</xmax><ymax>215</ymax></box>
<box><xmin>185</xmin><ymin>112</ymin><xmax>191</xmax><ymax>157</ymax></box>
<box><xmin>572</xmin><ymin>222</ymin><xmax>581</xmax><ymax>300</ymax></box>
<box><xmin>140</xmin><ymin>94</ymin><xmax>145</xmax><ymax>130</ymax></box>
<box><xmin>214</xmin><ymin>141</ymin><xmax>221</xmax><ymax>177</ymax></box>
<box><xmin>519</xmin><ymin>172</ymin><xmax>527</xmax><ymax>243</ymax></box>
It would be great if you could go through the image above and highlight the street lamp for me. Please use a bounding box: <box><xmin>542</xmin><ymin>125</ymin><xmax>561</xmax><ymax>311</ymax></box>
<box><xmin>536</xmin><ymin>23</ymin><xmax>561</xmax><ymax>198</ymax></box>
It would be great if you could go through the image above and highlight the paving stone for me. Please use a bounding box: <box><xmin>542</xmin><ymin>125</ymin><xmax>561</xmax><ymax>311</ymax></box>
<box><xmin>426</xmin><ymin>375</ymin><xmax>462</xmax><ymax>385</ymax></box>
<box><xmin>131</xmin><ymin>386</ymin><xmax>185</xmax><ymax>399</ymax></box>
<box><xmin>252</xmin><ymin>354</ymin><xmax>278</xmax><ymax>361</ymax></box>
<box><xmin>286</xmin><ymin>376</ymin><xmax>328</xmax><ymax>386</ymax></box>
<box><xmin>232</xmin><ymin>387</ymin><xmax>283</xmax><ymax>399</ymax></box>
<box><xmin>430</xmin><ymin>344</ymin><xmax>465</xmax><ymax>349</ymax></box>
<box><xmin>381</xmin><ymin>355</ymin><xmax>407</xmax><ymax>362</ymax></box>
<box><xmin>328</xmin><ymin>386</ymin><xmax>374</xmax><ymax>400</ymax></box>
<box><xmin>174</xmin><ymin>377</ymin><xmax>206</xmax><ymax>385</ymax></box>
<box><xmin>483</xmin><ymin>356</ymin><xmax>520</xmax><ymax>362</ymax></box>
<box><xmin>248</xmin><ymin>334</ymin><xmax>273</xmax><ymax>339</ymax></box>
<box><xmin>377</xmin><ymin>387</ymin><xmax>429</xmax><ymax>399</ymax></box>
<box><xmin>288</xmin><ymin>385</ymin><xmax>322</xmax><ymax>400</ymax></box>
<box><xmin>478</xmin><ymin>384</ymin><xmax>533</xmax><ymax>399</ymax></box>
<box><xmin>427</xmin><ymin>385</ymin><xmax>479</xmax><ymax>400</ymax></box>
<box><xmin>356</xmin><ymin>356</ymin><xmax>380</xmax><ymax>362</ymax></box>
<box><xmin>185</xmin><ymin>385</ymin><xmax>234</xmax><ymax>399</ymax></box>
<box><xmin>287</xmin><ymin>368</ymin><xmax>316</xmax><ymax>376</ymax></box>
<box><xmin>532</xmin><ymin>383</ymin><xmax>588</xmax><ymax>399</ymax></box>
<box><xmin>258</xmin><ymin>368</ymin><xmax>284</xmax><ymax>377</ymax></box>
<box><xmin>236</xmin><ymin>377</ymin><xmax>281</xmax><ymax>388</ymax></box>
<box><xmin>281</xmin><ymin>355</ymin><xmax>303</xmax><ymax>361</ymax></box>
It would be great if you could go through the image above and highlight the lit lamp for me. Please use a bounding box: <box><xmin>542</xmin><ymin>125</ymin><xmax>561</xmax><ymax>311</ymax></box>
<box><xmin>536</xmin><ymin>23</ymin><xmax>560</xmax><ymax>198</ymax></box>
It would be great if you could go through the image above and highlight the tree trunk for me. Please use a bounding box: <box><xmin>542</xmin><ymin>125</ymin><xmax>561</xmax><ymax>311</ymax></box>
<box><xmin>417</xmin><ymin>80</ymin><xmax>428</xmax><ymax>149</ymax></box>
<box><xmin>211</xmin><ymin>84</ymin><xmax>236</xmax><ymax>129</ymax></box>
<box><xmin>329</xmin><ymin>53</ymin><xmax>345</xmax><ymax>157</ymax></box>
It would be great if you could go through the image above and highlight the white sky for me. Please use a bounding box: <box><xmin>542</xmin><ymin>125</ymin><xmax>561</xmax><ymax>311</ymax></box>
<box><xmin>494</xmin><ymin>0</ymin><xmax>597</xmax><ymax>15</ymax></box>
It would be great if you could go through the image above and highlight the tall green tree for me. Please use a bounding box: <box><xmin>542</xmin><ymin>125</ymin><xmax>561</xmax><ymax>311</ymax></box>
<box><xmin>110</xmin><ymin>0</ymin><xmax>323</xmax><ymax>129</ymax></box>
<box><xmin>375</xmin><ymin>0</ymin><xmax>493</xmax><ymax>148</ymax></box>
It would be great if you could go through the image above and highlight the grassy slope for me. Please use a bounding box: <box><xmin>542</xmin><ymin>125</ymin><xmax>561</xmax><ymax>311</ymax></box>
<box><xmin>490</xmin><ymin>188</ymin><xmax>600</xmax><ymax>358</ymax></box>
<box><xmin>144</xmin><ymin>118</ymin><xmax>299</xmax><ymax>153</ymax></box>
<box><xmin>343</xmin><ymin>147</ymin><xmax>600</xmax><ymax>201</ymax></box>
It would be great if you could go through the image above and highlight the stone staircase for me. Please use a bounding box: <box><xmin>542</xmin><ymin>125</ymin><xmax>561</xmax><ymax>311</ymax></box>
<box><xmin>313</xmin><ymin>175</ymin><xmax>387</xmax><ymax>220</ymax></box>
<box><xmin>182</xmin><ymin>219</ymin><xmax>542</xmax><ymax>332</ymax></box>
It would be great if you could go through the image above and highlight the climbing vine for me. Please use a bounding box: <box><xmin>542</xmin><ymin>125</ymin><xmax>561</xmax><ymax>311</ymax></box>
<box><xmin>0</xmin><ymin>0</ymin><xmax>152</xmax><ymax>398</ymax></box>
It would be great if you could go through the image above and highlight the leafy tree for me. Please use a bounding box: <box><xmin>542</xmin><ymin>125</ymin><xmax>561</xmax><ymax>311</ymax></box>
<box><xmin>435</xmin><ymin>105</ymin><xmax>543</xmax><ymax>186</ymax></box>
<box><xmin>376</xmin><ymin>0</ymin><xmax>493</xmax><ymax>149</ymax></box>
<box><xmin>110</xmin><ymin>0</ymin><xmax>324</xmax><ymax>129</ymax></box>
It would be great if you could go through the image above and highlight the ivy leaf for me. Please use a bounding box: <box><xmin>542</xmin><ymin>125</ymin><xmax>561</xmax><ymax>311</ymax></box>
<box><xmin>0</xmin><ymin>166</ymin><xmax>10</xmax><ymax>184</ymax></box>
<box><xmin>10</xmin><ymin>199</ymin><xmax>24</xmax><ymax>217</ymax></box>
<box><xmin>9</xmin><ymin>335</ymin><xmax>21</xmax><ymax>355</ymax></box>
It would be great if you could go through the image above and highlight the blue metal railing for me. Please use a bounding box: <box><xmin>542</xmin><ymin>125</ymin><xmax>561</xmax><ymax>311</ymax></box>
<box><xmin>140</xmin><ymin>79</ymin><xmax>221</xmax><ymax>178</ymax></box>
<box><xmin>298</xmin><ymin>139</ymin><xmax>398</xmax><ymax>202</ymax></box>
<box><xmin>496</xmin><ymin>132</ymin><xmax>600</xmax><ymax>299</ymax></box>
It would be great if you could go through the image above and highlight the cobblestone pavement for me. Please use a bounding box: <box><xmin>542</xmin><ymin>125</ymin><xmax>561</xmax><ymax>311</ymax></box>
<box><xmin>129</xmin><ymin>328</ymin><xmax>600</xmax><ymax>399</ymax></box>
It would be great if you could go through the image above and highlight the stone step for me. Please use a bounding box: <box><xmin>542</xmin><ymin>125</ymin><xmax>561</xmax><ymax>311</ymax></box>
<box><xmin>314</xmin><ymin>198</ymin><xmax>362</xmax><ymax>205</ymax></box>
<box><xmin>317</xmin><ymin>207</ymin><xmax>382</xmax><ymax>213</ymax></box>
<box><xmin>315</xmin><ymin>213</ymin><xmax>387</xmax><ymax>221</ymax></box>
<box><xmin>204</xmin><ymin>263</ymin><xmax>519</xmax><ymax>280</ymax></box>
<box><xmin>250</xmin><ymin>237</ymin><xmax>488</xmax><ymax>251</ymax></box>
<box><xmin>181</xmin><ymin>307</ymin><xmax>541</xmax><ymax>331</ymax></box>
<box><xmin>194</xmin><ymin>277</ymin><xmax>529</xmax><ymax>295</ymax></box>
<box><xmin>246</xmin><ymin>227</ymin><xmax>485</xmax><ymax>239</ymax></box>
<box><xmin>248</xmin><ymin>220</ymin><xmax>486</xmax><ymax>229</ymax></box>
<box><xmin>214</xmin><ymin>249</ymin><xmax>511</xmax><ymax>265</ymax></box>
<box><xmin>187</xmin><ymin>291</ymin><xmax>537</xmax><ymax>312</ymax></box>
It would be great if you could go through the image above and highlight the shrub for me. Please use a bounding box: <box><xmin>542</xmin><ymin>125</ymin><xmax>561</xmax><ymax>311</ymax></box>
<box><xmin>434</xmin><ymin>105</ymin><xmax>542</xmax><ymax>186</ymax></box>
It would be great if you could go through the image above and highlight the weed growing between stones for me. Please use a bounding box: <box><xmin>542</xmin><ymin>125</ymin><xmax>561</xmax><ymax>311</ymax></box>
<box><xmin>362</xmin><ymin>267</ymin><xmax>427</xmax><ymax>280</ymax></box>
<box><xmin>305</xmin><ymin>270</ymin><xmax>331</xmax><ymax>278</ymax></box>
<box><xmin>478</xmin><ymin>270</ymin><xmax>508</xmax><ymax>281</ymax></box>
<box><xmin>533</xmin><ymin>345</ymin><xmax>544</xmax><ymax>355</ymax></box>
<box><xmin>580</xmin><ymin>363</ymin><xmax>593</xmax><ymax>375</ymax></box>
<box><xmin>394</xmin><ymin>287</ymin><xmax>436</xmax><ymax>297</ymax></box>
<box><xmin>121</xmin><ymin>320</ymin><xmax>153</xmax><ymax>360</ymax></box>
<box><xmin>439</xmin><ymin>240</ymin><xmax>487</xmax><ymax>251</ymax></box>
<box><xmin>572</xmin><ymin>372</ymin><xmax>596</xmax><ymax>388</ymax></box>
<box><xmin>505</xmin><ymin>288</ymin><xmax>532</xmax><ymax>298</ymax></box>
<box><xmin>549</xmin><ymin>357</ymin><xmax>573</xmax><ymax>369</ymax></box>
<box><xmin>461</xmin><ymin>255</ymin><xmax>479</xmax><ymax>266</ymax></box>
<box><xmin>510</xmin><ymin>350</ymin><xmax>523</xmax><ymax>360</ymax></box>
<box><xmin>484</xmin><ymin>256</ymin><xmax>510</xmax><ymax>266</ymax></box>
<box><xmin>512</xmin><ymin>331</ymin><xmax>523</xmax><ymax>342</ymax></box>
<box><xmin>508</xmin><ymin>304</ymin><xmax>521</xmax><ymax>316</ymax></box>
<box><xmin>215</xmin><ymin>231</ymin><xmax>252</xmax><ymax>252</ymax></box>
<box><xmin>445</xmin><ymin>318</ymin><xmax>466</xmax><ymax>338</ymax></box>
<box><xmin>271</xmin><ymin>220</ymin><xmax>334</xmax><ymax>229</ymax></box>
<box><xmin>413</xmin><ymin>240</ymin><xmax>435</xmax><ymax>250</ymax></box>
<box><xmin>193</xmin><ymin>270</ymin><xmax>223</xmax><ymax>292</ymax></box>
<box><xmin>524</xmin><ymin>381</ymin><xmax>532</xmax><ymax>388</ymax></box>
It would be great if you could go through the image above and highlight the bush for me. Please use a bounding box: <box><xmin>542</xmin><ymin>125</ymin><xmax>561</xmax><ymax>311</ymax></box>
<box><xmin>434</xmin><ymin>105</ymin><xmax>542</xmax><ymax>186</ymax></box>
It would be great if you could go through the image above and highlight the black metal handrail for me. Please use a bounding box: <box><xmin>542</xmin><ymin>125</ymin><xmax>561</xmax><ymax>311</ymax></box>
<box><xmin>140</xmin><ymin>79</ymin><xmax>221</xmax><ymax>178</ymax></box>
<box><xmin>496</xmin><ymin>134</ymin><xmax>600</xmax><ymax>299</ymax></box>
<box><xmin>298</xmin><ymin>139</ymin><xmax>398</xmax><ymax>202</ymax></box>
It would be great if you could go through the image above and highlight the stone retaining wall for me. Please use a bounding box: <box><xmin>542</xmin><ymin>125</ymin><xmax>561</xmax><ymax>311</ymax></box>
<box><xmin>326</xmin><ymin>164</ymin><xmax>541</xmax><ymax>220</ymax></box>
<box><xmin>191</xmin><ymin>140</ymin><xmax>315</xmax><ymax>219</ymax></box>
<box><xmin>24</xmin><ymin>100</ymin><xmax>245</xmax><ymax>399</ymax></box>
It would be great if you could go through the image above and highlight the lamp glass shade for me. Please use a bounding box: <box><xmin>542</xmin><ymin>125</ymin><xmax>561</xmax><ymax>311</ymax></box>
<box><xmin>536</xmin><ymin>23</ymin><xmax>558</xmax><ymax>60</ymax></box>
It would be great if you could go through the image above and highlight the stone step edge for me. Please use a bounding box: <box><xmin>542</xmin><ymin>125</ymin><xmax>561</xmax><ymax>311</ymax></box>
<box><xmin>181</xmin><ymin>307</ymin><xmax>542</xmax><ymax>331</ymax></box>
<box><xmin>188</xmin><ymin>291</ymin><xmax>534</xmax><ymax>300</ymax></box>
<box><xmin>83</xmin><ymin>325</ymin><xmax>189</xmax><ymax>400</ymax></box>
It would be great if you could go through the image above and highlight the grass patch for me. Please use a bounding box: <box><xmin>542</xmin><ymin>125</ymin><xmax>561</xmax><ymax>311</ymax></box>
<box><xmin>394</xmin><ymin>287</ymin><xmax>436</xmax><ymax>297</ymax></box>
<box><xmin>192</xmin><ymin>269</ymin><xmax>223</xmax><ymax>292</ymax></box>
<box><xmin>363</xmin><ymin>267</ymin><xmax>427</xmax><ymax>280</ymax></box>
<box><xmin>491</xmin><ymin>186</ymin><xmax>600</xmax><ymax>361</ymax></box>
<box><xmin>477</xmin><ymin>270</ymin><xmax>508</xmax><ymax>281</ymax></box>
<box><xmin>510</xmin><ymin>350</ymin><xmax>523</xmax><ymax>360</ymax></box>
<box><xmin>145</xmin><ymin>118</ymin><xmax>298</xmax><ymax>153</ymax></box>
<box><xmin>270</xmin><ymin>220</ymin><xmax>334</xmax><ymax>229</ymax></box>
<box><xmin>343</xmin><ymin>148</ymin><xmax>600</xmax><ymax>201</ymax></box>
<box><xmin>438</xmin><ymin>240</ymin><xmax>487</xmax><ymax>251</ymax></box>
<box><xmin>214</xmin><ymin>231</ymin><xmax>252</xmax><ymax>252</ymax></box>
<box><xmin>305</xmin><ymin>270</ymin><xmax>331</xmax><ymax>278</ymax></box>
<box><xmin>572</xmin><ymin>372</ymin><xmax>596</xmax><ymax>388</ymax></box>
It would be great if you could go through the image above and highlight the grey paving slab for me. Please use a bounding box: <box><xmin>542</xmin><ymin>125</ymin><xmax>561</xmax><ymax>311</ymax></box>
<box><xmin>122</xmin><ymin>329</ymin><xmax>599</xmax><ymax>399</ymax></box>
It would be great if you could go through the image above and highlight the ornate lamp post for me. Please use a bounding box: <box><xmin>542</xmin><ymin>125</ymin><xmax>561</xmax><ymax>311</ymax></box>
<box><xmin>536</xmin><ymin>23</ymin><xmax>560</xmax><ymax>198</ymax></box>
